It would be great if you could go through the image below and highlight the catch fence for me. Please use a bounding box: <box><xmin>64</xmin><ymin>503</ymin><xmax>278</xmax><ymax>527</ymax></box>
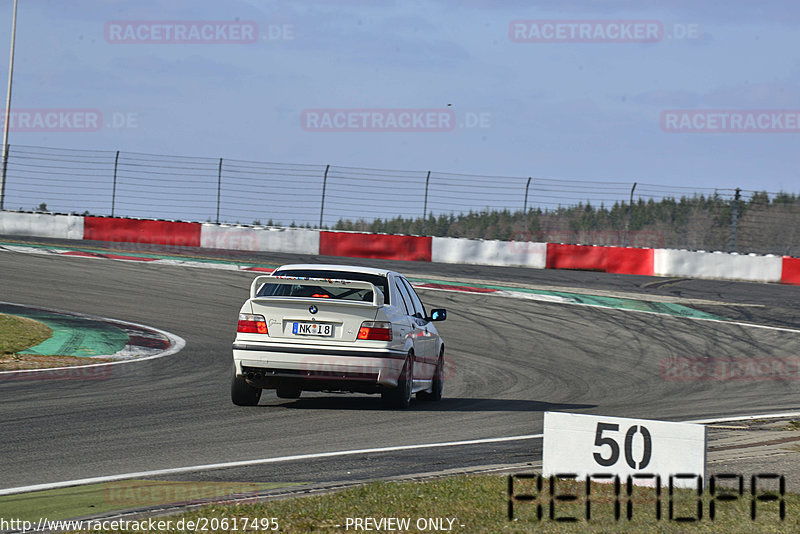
<box><xmin>0</xmin><ymin>144</ymin><xmax>797</xmax><ymax>256</ymax></box>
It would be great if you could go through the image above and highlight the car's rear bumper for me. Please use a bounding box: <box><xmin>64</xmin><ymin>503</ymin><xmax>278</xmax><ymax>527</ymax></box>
<box><xmin>232</xmin><ymin>342</ymin><xmax>407</xmax><ymax>389</ymax></box>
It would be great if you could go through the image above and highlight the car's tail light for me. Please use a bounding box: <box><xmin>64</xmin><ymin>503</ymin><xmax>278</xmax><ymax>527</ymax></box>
<box><xmin>238</xmin><ymin>313</ymin><xmax>268</xmax><ymax>334</ymax></box>
<box><xmin>357</xmin><ymin>321</ymin><xmax>392</xmax><ymax>341</ymax></box>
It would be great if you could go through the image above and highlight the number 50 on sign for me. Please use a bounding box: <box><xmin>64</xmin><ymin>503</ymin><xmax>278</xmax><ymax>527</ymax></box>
<box><xmin>542</xmin><ymin>412</ymin><xmax>707</xmax><ymax>489</ymax></box>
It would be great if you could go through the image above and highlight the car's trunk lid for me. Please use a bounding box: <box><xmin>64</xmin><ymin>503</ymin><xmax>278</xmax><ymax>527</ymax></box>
<box><xmin>246</xmin><ymin>276</ymin><xmax>383</xmax><ymax>342</ymax></box>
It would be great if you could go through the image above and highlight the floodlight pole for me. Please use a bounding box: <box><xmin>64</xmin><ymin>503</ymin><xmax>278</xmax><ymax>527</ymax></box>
<box><xmin>0</xmin><ymin>0</ymin><xmax>18</xmax><ymax>211</ymax></box>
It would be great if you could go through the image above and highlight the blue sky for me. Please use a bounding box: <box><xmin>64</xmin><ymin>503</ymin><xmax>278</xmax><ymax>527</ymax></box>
<box><xmin>0</xmin><ymin>0</ymin><xmax>798</xmax><ymax>222</ymax></box>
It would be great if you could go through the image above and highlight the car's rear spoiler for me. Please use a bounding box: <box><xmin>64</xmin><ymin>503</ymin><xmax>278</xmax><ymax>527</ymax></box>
<box><xmin>249</xmin><ymin>276</ymin><xmax>385</xmax><ymax>307</ymax></box>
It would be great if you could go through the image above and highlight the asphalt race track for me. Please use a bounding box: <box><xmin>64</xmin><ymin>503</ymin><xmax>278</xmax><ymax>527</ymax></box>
<box><xmin>2</xmin><ymin>243</ymin><xmax>800</xmax><ymax>491</ymax></box>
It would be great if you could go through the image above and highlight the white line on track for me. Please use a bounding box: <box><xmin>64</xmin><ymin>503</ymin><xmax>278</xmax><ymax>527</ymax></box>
<box><xmin>0</xmin><ymin>433</ymin><xmax>544</xmax><ymax>496</ymax></box>
<box><xmin>416</xmin><ymin>284</ymin><xmax>796</xmax><ymax>327</ymax></box>
<box><xmin>420</xmin><ymin>284</ymin><xmax>800</xmax><ymax>334</ymax></box>
<box><xmin>685</xmin><ymin>411</ymin><xmax>800</xmax><ymax>425</ymax></box>
<box><xmin>3</xmin><ymin>411</ymin><xmax>800</xmax><ymax>496</ymax></box>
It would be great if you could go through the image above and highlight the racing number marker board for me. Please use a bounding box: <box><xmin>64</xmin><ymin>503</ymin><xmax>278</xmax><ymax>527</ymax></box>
<box><xmin>542</xmin><ymin>412</ymin><xmax>707</xmax><ymax>489</ymax></box>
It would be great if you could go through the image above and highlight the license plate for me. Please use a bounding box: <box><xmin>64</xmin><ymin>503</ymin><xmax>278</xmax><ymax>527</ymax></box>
<box><xmin>292</xmin><ymin>322</ymin><xmax>333</xmax><ymax>337</ymax></box>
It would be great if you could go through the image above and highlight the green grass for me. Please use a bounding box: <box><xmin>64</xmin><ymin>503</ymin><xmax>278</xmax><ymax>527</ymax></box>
<box><xmin>0</xmin><ymin>313</ymin><xmax>52</xmax><ymax>355</ymax></box>
<box><xmin>56</xmin><ymin>474</ymin><xmax>794</xmax><ymax>533</ymax></box>
<box><xmin>0</xmin><ymin>480</ymin><xmax>292</xmax><ymax>522</ymax></box>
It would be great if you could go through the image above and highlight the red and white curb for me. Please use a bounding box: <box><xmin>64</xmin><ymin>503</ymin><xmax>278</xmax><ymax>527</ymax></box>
<box><xmin>0</xmin><ymin>299</ymin><xmax>186</xmax><ymax>376</ymax></box>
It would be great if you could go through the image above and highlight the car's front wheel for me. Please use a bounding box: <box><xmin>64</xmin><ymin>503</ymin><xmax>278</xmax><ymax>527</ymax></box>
<box><xmin>382</xmin><ymin>354</ymin><xmax>413</xmax><ymax>409</ymax></box>
<box><xmin>231</xmin><ymin>372</ymin><xmax>262</xmax><ymax>406</ymax></box>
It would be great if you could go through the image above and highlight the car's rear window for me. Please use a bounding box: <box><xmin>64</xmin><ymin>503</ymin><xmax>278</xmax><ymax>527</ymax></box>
<box><xmin>260</xmin><ymin>270</ymin><xmax>391</xmax><ymax>304</ymax></box>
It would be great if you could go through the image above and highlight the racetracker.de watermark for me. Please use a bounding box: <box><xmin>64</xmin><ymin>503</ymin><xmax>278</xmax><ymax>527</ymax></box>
<box><xmin>3</xmin><ymin>109</ymin><xmax>100</xmax><ymax>132</ymax></box>
<box><xmin>105</xmin><ymin>21</ymin><xmax>259</xmax><ymax>44</ymax></box>
<box><xmin>661</xmin><ymin>110</ymin><xmax>800</xmax><ymax>133</ymax></box>
<box><xmin>103</xmin><ymin>481</ymin><xmax>261</xmax><ymax>507</ymax></box>
<box><xmin>660</xmin><ymin>357</ymin><xmax>800</xmax><ymax>381</ymax></box>
<box><xmin>509</xmin><ymin>20</ymin><xmax>663</xmax><ymax>43</ymax></box>
<box><xmin>301</xmin><ymin>109</ymin><xmax>457</xmax><ymax>132</ymax></box>
<box><xmin>1</xmin><ymin>109</ymin><xmax>138</xmax><ymax>132</ymax></box>
<box><xmin>298</xmin><ymin>355</ymin><xmax>455</xmax><ymax>380</ymax></box>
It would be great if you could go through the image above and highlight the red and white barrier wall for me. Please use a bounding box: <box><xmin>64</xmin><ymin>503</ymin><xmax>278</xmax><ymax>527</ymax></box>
<box><xmin>546</xmin><ymin>243</ymin><xmax>654</xmax><ymax>276</ymax></box>
<box><xmin>783</xmin><ymin>257</ymin><xmax>800</xmax><ymax>285</ymax></box>
<box><xmin>0</xmin><ymin>211</ymin><xmax>84</xmax><ymax>240</ymax></box>
<box><xmin>84</xmin><ymin>216</ymin><xmax>201</xmax><ymax>246</ymax></box>
<box><xmin>1</xmin><ymin>211</ymin><xmax>798</xmax><ymax>285</ymax></box>
<box><xmin>432</xmin><ymin>237</ymin><xmax>546</xmax><ymax>268</ymax></box>
<box><xmin>320</xmin><ymin>231</ymin><xmax>431</xmax><ymax>261</ymax></box>
<box><xmin>201</xmin><ymin>224</ymin><xmax>319</xmax><ymax>255</ymax></box>
<box><xmin>653</xmin><ymin>249</ymin><xmax>783</xmax><ymax>284</ymax></box>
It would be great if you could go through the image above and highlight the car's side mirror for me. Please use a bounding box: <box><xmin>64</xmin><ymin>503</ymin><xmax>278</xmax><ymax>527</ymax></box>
<box><xmin>429</xmin><ymin>309</ymin><xmax>446</xmax><ymax>321</ymax></box>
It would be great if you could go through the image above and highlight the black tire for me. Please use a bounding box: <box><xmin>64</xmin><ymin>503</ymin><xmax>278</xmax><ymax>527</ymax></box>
<box><xmin>382</xmin><ymin>355</ymin><xmax>413</xmax><ymax>409</ymax></box>
<box><xmin>231</xmin><ymin>373</ymin><xmax>262</xmax><ymax>406</ymax></box>
<box><xmin>418</xmin><ymin>349</ymin><xmax>444</xmax><ymax>402</ymax></box>
<box><xmin>276</xmin><ymin>381</ymin><xmax>302</xmax><ymax>399</ymax></box>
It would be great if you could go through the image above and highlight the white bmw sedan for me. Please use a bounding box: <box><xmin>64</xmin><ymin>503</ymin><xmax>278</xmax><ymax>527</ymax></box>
<box><xmin>231</xmin><ymin>264</ymin><xmax>446</xmax><ymax>408</ymax></box>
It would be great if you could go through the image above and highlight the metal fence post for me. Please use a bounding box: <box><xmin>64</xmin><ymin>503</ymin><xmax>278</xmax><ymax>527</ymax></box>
<box><xmin>523</xmin><ymin>177</ymin><xmax>532</xmax><ymax>232</ymax></box>
<box><xmin>728</xmin><ymin>187</ymin><xmax>741</xmax><ymax>252</ymax></box>
<box><xmin>216</xmin><ymin>158</ymin><xmax>222</xmax><ymax>224</ymax></box>
<box><xmin>625</xmin><ymin>182</ymin><xmax>637</xmax><ymax>247</ymax></box>
<box><xmin>111</xmin><ymin>150</ymin><xmax>120</xmax><ymax>217</ymax></box>
<box><xmin>319</xmin><ymin>164</ymin><xmax>329</xmax><ymax>228</ymax></box>
<box><xmin>0</xmin><ymin>144</ymin><xmax>9</xmax><ymax>210</ymax></box>
<box><xmin>422</xmin><ymin>171</ymin><xmax>431</xmax><ymax>235</ymax></box>
<box><xmin>0</xmin><ymin>144</ymin><xmax>8</xmax><ymax>211</ymax></box>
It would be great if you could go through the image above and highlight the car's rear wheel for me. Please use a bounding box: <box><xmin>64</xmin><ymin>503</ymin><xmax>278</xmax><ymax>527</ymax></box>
<box><xmin>231</xmin><ymin>372</ymin><xmax>262</xmax><ymax>406</ymax></box>
<box><xmin>382</xmin><ymin>354</ymin><xmax>413</xmax><ymax>409</ymax></box>
<box><xmin>418</xmin><ymin>348</ymin><xmax>444</xmax><ymax>401</ymax></box>
<box><xmin>276</xmin><ymin>381</ymin><xmax>302</xmax><ymax>399</ymax></box>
